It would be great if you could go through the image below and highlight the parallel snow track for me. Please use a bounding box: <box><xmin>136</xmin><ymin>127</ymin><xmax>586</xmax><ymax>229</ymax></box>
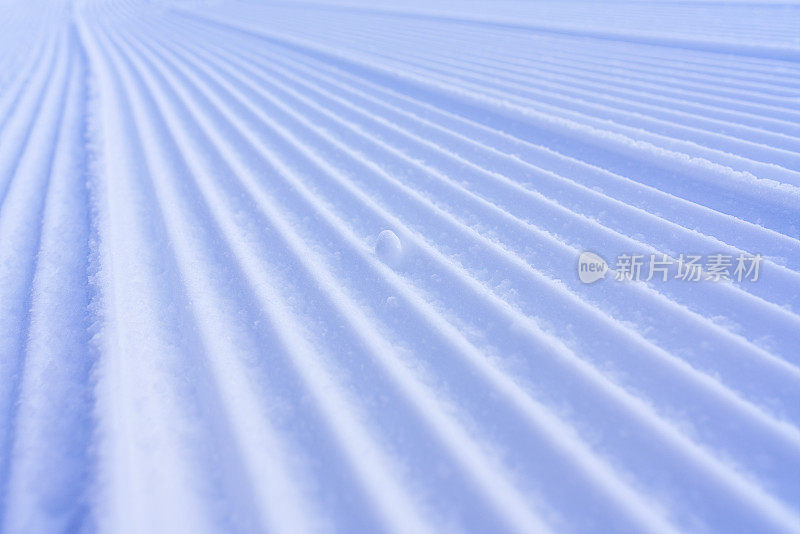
<box><xmin>0</xmin><ymin>0</ymin><xmax>799</xmax><ymax>532</ymax></box>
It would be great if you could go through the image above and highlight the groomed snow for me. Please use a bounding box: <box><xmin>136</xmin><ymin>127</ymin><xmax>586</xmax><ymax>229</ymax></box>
<box><xmin>0</xmin><ymin>0</ymin><xmax>799</xmax><ymax>532</ymax></box>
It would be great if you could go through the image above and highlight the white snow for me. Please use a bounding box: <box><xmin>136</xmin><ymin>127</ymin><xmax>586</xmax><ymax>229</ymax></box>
<box><xmin>0</xmin><ymin>0</ymin><xmax>799</xmax><ymax>532</ymax></box>
<box><xmin>375</xmin><ymin>230</ymin><xmax>403</xmax><ymax>266</ymax></box>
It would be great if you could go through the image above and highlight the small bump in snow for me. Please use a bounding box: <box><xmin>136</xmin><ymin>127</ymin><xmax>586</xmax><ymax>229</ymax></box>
<box><xmin>375</xmin><ymin>230</ymin><xmax>402</xmax><ymax>266</ymax></box>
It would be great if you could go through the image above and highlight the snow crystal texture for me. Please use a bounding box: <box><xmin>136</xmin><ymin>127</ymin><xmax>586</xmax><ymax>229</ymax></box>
<box><xmin>0</xmin><ymin>0</ymin><xmax>799</xmax><ymax>532</ymax></box>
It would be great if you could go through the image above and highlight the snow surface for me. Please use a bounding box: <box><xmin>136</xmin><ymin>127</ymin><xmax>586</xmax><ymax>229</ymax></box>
<box><xmin>0</xmin><ymin>0</ymin><xmax>799</xmax><ymax>532</ymax></box>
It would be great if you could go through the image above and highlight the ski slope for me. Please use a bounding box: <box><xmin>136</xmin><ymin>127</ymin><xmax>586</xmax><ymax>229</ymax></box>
<box><xmin>1</xmin><ymin>0</ymin><xmax>799</xmax><ymax>532</ymax></box>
